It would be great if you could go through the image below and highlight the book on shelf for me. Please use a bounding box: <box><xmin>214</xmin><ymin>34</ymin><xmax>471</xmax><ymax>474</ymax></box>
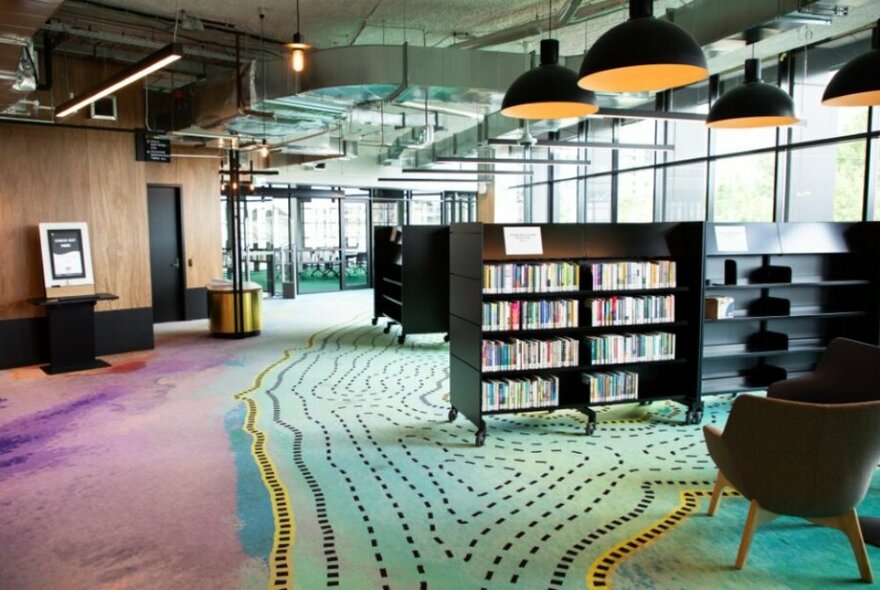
<box><xmin>589</xmin><ymin>260</ymin><xmax>676</xmax><ymax>291</ymax></box>
<box><xmin>482</xmin><ymin>299</ymin><xmax>578</xmax><ymax>331</ymax></box>
<box><xmin>483</xmin><ymin>262</ymin><xmax>580</xmax><ymax>294</ymax></box>
<box><xmin>582</xmin><ymin>371</ymin><xmax>639</xmax><ymax>403</ymax></box>
<box><xmin>586</xmin><ymin>295</ymin><xmax>675</xmax><ymax>326</ymax></box>
<box><xmin>482</xmin><ymin>337</ymin><xmax>579</xmax><ymax>372</ymax></box>
<box><xmin>585</xmin><ymin>332</ymin><xmax>676</xmax><ymax>365</ymax></box>
<box><xmin>482</xmin><ymin>375</ymin><xmax>560</xmax><ymax>411</ymax></box>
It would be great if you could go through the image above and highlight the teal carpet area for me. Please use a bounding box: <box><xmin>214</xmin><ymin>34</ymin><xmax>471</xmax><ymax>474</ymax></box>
<box><xmin>2</xmin><ymin>289</ymin><xmax>879</xmax><ymax>589</ymax></box>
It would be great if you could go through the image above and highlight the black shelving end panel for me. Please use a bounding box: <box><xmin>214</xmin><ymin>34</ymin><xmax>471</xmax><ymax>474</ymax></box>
<box><xmin>450</xmin><ymin>274</ymin><xmax>481</xmax><ymax>326</ymax></box>
<box><xmin>400</xmin><ymin>225</ymin><xmax>450</xmax><ymax>334</ymax></box>
<box><xmin>450</xmin><ymin>354</ymin><xmax>482</xmax><ymax>429</ymax></box>
<box><xmin>450</xmin><ymin>223</ymin><xmax>483</xmax><ymax>279</ymax></box>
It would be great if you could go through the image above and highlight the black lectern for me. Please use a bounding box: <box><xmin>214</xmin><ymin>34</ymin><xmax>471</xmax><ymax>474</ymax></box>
<box><xmin>34</xmin><ymin>293</ymin><xmax>118</xmax><ymax>374</ymax></box>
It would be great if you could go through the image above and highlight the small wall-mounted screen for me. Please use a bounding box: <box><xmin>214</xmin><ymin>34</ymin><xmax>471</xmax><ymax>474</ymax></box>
<box><xmin>47</xmin><ymin>228</ymin><xmax>86</xmax><ymax>279</ymax></box>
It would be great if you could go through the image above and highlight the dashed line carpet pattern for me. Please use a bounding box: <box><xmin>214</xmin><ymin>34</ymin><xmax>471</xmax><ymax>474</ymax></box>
<box><xmin>2</xmin><ymin>291</ymin><xmax>879</xmax><ymax>589</ymax></box>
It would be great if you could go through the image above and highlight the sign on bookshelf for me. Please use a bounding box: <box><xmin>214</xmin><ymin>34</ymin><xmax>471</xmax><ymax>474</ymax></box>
<box><xmin>503</xmin><ymin>226</ymin><xmax>543</xmax><ymax>256</ymax></box>
<box><xmin>714</xmin><ymin>225</ymin><xmax>748</xmax><ymax>252</ymax></box>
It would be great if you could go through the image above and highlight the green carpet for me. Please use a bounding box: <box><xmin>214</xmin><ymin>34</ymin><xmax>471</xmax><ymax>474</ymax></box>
<box><xmin>2</xmin><ymin>290</ymin><xmax>878</xmax><ymax>589</ymax></box>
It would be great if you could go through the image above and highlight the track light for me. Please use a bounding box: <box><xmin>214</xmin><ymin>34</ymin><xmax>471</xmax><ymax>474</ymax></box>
<box><xmin>822</xmin><ymin>19</ymin><xmax>880</xmax><ymax>107</ymax></box>
<box><xmin>706</xmin><ymin>58</ymin><xmax>798</xmax><ymax>129</ymax></box>
<box><xmin>577</xmin><ymin>0</ymin><xmax>707</xmax><ymax>93</ymax></box>
<box><xmin>55</xmin><ymin>43</ymin><xmax>183</xmax><ymax>118</ymax></box>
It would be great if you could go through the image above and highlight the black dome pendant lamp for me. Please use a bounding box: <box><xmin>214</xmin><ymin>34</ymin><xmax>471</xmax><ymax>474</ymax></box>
<box><xmin>577</xmin><ymin>0</ymin><xmax>707</xmax><ymax>93</ymax></box>
<box><xmin>706</xmin><ymin>58</ymin><xmax>798</xmax><ymax>129</ymax></box>
<box><xmin>822</xmin><ymin>19</ymin><xmax>880</xmax><ymax>107</ymax></box>
<box><xmin>501</xmin><ymin>38</ymin><xmax>599</xmax><ymax>120</ymax></box>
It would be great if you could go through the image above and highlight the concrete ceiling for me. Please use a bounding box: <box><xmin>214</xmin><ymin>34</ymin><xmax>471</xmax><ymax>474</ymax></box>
<box><xmin>5</xmin><ymin>0</ymin><xmax>880</xmax><ymax>189</ymax></box>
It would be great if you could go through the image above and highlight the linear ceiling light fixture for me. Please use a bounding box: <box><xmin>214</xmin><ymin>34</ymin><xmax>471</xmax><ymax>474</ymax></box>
<box><xmin>487</xmin><ymin>138</ymin><xmax>674</xmax><ymax>151</ymax></box>
<box><xmin>577</xmin><ymin>0</ymin><xmax>707</xmax><ymax>93</ymax></box>
<box><xmin>437</xmin><ymin>157</ymin><xmax>591</xmax><ymax>166</ymax></box>
<box><xmin>55</xmin><ymin>43</ymin><xmax>183</xmax><ymax>119</ymax></box>
<box><xmin>286</xmin><ymin>0</ymin><xmax>313</xmax><ymax>73</ymax></box>
<box><xmin>706</xmin><ymin>58</ymin><xmax>798</xmax><ymax>129</ymax></box>
<box><xmin>401</xmin><ymin>169</ymin><xmax>533</xmax><ymax>175</ymax></box>
<box><xmin>501</xmin><ymin>1</ymin><xmax>597</xmax><ymax>120</ymax></box>
<box><xmin>822</xmin><ymin>19</ymin><xmax>880</xmax><ymax>107</ymax></box>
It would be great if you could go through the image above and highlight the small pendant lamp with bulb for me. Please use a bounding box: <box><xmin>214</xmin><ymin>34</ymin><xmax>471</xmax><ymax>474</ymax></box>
<box><xmin>577</xmin><ymin>0</ymin><xmax>707</xmax><ymax>93</ymax></box>
<box><xmin>501</xmin><ymin>2</ymin><xmax>598</xmax><ymax>120</ymax></box>
<box><xmin>286</xmin><ymin>0</ymin><xmax>312</xmax><ymax>73</ymax></box>
<box><xmin>706</xmin><ymin>57</ymin><xmax>798</xmax><ymax>129</ymax></box>
<box><xmin>822</xmin><ymin>19</ymin><xmax>880</xmax><ymax>107</ymax></box>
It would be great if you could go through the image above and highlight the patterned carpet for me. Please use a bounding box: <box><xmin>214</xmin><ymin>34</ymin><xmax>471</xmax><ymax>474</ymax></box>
<box><xmin>1</xmin><ymin>289</ymin><xmax>879</xmax><ymax>589</ymax></box>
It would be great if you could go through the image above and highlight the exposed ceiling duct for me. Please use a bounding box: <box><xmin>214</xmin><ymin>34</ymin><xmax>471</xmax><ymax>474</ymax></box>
<box><xmin>0</xmin><ymin>0</ymin><xmax>65</xmax><ymax>110</ymax></box>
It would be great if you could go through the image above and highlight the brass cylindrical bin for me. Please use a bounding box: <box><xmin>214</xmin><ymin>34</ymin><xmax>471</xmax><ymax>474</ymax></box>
<box><xmin>207</xmin><ymin>284</ymin><xmax>262</xmax><ymax>337</ymax></box>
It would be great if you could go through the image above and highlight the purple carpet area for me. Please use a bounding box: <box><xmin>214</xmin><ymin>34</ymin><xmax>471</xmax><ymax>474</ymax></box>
<box><xmin>0</xmin><ymin>316</ymin><xmax>287</xmax><ymax>589</ymax></box>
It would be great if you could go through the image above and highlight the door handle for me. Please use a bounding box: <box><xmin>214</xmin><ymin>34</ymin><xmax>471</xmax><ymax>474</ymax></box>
<box><xmin>171</xmin><ymin>258</ymin><xmax>181</xmax><ymax>269</ymax></box>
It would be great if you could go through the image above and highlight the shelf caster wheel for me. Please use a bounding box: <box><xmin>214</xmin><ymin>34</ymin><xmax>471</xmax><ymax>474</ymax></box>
<box><xmin>475</xmin><ymin>430</ymin><xmax>486</xmax><ymax>447</ymax></box>
<box><xmin>448</xmin><ymin>407</ymin><xmax>458</xmax><ymax>422</ymax></box>
<box><xmin>397</xmin><ymin>334</ymin><xmax>406</xmax><ymax>345</ymax></box>
<box><xmin>443</xmin><ymin>333</ymin><xmax>450</xmax><ymax>343</ymax></box>
<box><xmin>383</xmin><ymin>325</ymin><xmax>391</xmax><ymax>334</ymax></box>
<box><xmin>685</xmin><ymin>410</ymin><xmax>702</xmax><ymax>425</ymax></box>
<box><xmin>371</xmin><ymin>317</ymin><xmax>378</xmax><ymax>326</ymax></box>
<box><xmin>585</xmin><ymin>422</ymin><xmax>596</xmax><ymax>436</ymax></box>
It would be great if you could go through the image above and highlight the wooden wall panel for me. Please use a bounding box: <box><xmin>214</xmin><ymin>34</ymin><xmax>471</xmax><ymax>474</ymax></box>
<box><xmin>85</xmin><ymin>131</ymin><xmax>150</xmax><ymax>312</ymax></box>
<box><xmin>0</xmin><ymin>123</ymin><xmax>222</xmax><ymax>320</ymax></box>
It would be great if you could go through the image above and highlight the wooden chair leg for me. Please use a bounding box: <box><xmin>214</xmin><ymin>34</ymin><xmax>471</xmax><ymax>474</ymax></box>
<box><xmin>735</xmin><ymin>500</ymin><xmax>777</xmax><ymax>570</ymax></box>
<box><xmin>708</xmin><ymin>471</ymin><xmax>729</xmax><ymax>516</ymax></box>
<box><xmin>838</xmin><ymin>510</ymin><xmax>873</xmax><ymax>583</ymax></box>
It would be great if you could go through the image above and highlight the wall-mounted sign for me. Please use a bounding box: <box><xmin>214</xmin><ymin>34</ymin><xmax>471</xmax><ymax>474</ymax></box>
<box><xmin>38</xmin><ymin>222</ymin><xmax>95</xmax><ymax>290</ymax></box>
<box><xmin>503</xmin><ymin>226</ymin><xmax>543</xmax><ymax>256</ymax></box>
<box><xmin>135</xmin><ymin>129</ymin><xmax>171</xmax><ymax>163</ymax></box>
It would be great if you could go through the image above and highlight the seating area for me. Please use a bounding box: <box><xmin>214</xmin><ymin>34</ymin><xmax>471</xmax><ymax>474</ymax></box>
<box><xmin>704</xmin><ymin>338</ymin><xmax>880</xmax><ymax>583</ymax></box>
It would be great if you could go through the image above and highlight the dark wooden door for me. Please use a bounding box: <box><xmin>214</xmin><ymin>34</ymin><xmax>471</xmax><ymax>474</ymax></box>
<box><xmin>147</xmin><ymin>186</ymin><xmax>185</xmax><ymax>322</ymax></box>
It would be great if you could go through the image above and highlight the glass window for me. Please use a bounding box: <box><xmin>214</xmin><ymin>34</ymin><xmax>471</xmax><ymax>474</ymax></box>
<box><xmin>586</xmin><ymin>176</ymin><xmax>612</xmax><ymax>222</ymax></box>
<box><xmin>668</xmin><ymin>80</ymin><xmax>711</xmax><ymax>162</ymax></box>
<box><xmin>788</xmin><ymin>140</ymin><xmax>865</xmax><ymax>222</ymax></box>
<box><xmin>617</xmin><ymin>170</ymin><xmax>654</xmax><ymax>222</ymax></box>
<box><xmin>713</xmin><ymin>153</ymin><xmax>774</xmax><ymax>221</ymax></box>
<box><xmin>372</xmin><ymin>201</ymin><xmax>399</xmax><ymax>226</ymax></box>
<box><xmin>790</xmin><ymin>38</ymin><xmax>871</xmax><ymax>144</ymax></box>
<box><xmin>553</xmin><ymin>179</ymin><xmax>578</xmax><ymax>222</ymax></box>
<box><xmin>663</xmin><ymin>163</ymin><xmax>706</xmax><ymax>220</ymax></box>
<box><xmin>492</xmin><ymin>173</ymin><xmax>526</xmax><ymax>223</ymax></box>
<box><xmin>411</xmin><ymin>193</ymin><xmax>442</xmax><ymax>224</ymax></box>
<box><xmin>587</xmin><ymin>119</ymin><xmax>614</xmax><ymax>174</ymax></box>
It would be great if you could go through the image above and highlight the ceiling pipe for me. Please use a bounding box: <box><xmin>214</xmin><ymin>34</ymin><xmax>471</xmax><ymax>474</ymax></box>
<box><xmin>453</xmin><ymin>0</ymin><xmax>583</xmax><ymax>50</ymax></box>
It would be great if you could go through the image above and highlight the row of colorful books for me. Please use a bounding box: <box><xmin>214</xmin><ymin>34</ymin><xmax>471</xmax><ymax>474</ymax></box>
<box><xmin>482</xmin><ymin>299</ymin><xmax>579</xmax><ymax>331</ymax></box>
<box><xmin>483</xmin><ymin>262</ymin><xmax>580</xmax><ymax>294</ymax></box>
<box><xmin>585</xmin><ymin>332</ymin><xmax>676</xmax><ymax>365</ymax></box>
<box><xmin>589</xmin><ymin>261</ymin><xmax>676</xmax><ymax>291</ymax></box>
<box><xmin>586</xmin><ymin>295</ymin><xmax>675</xmax><ymax>327</ymax></box>
<box><xmin>482</xmin><ymin>337</ymin><xmax>579</xmax><ymax>372</ymax></box>
<box><xmin>582</xmin><ymin>371</ymin><xmax>639</xmax><ymax>403</ymax></box>
<box><xmin>481</xmin><ymin>376</ymin><xmax>560</xmax><ymax>411</ymax></box>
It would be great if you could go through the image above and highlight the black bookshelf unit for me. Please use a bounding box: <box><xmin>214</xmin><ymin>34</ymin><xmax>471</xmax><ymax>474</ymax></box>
<box><xmin>701</xmin><ymin>222</ymin><xmax>880</xmax><ymax>396</ymax></box>
<box><xmin>449</xmin><ymin>222</ymin><xmax>705</xmax><ymax>446</ymax></box>
<box><xmin>372</xmin><ymin>225</ymin><xmax>450</xmax><ymax>344</ymax></box>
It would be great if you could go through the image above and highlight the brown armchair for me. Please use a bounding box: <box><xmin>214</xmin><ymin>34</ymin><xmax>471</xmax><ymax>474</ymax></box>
<box><xmin>768</xmin><ymin>337</ymin><xmax>880</xmax><ymax>404</ymax></box>
<box><xmin>703</xmin><ymin>394</ymin><xmax>880</xmax><ymax>582</ymax></box>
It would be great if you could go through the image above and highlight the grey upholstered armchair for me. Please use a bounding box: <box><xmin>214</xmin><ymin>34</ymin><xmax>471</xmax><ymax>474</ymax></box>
<box><xmin>768</xmin><ymin>337</ymin><xmax>880</xmax><ymax>404</ymax></box>
<box><xmin>703</xmin><ymin>394</ymin><xmax>880</xmax><ymax>582</ymax></box>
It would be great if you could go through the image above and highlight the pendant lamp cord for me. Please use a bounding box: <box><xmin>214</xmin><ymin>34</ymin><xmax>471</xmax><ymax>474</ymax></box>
<box><xmin>260</xmin><ymin>12</ymin><xmax>267</xmax><ymax>145</ymax></box>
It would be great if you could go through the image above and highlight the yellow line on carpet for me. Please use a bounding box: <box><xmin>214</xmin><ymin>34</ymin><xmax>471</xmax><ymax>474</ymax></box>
<box><xmin>233</xmin><ymin>311</ymin><xmax>371</xmax><ymax>589</ymax></box>
<box><xmin>585</xmin><ymin>487</ymin><xmax>740</xmax><ymax>589</ymax></box>
<box><xmin>234</xmin><ymin>350</ymin><xmax>296</xmax><ymax>589</ymax></box>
